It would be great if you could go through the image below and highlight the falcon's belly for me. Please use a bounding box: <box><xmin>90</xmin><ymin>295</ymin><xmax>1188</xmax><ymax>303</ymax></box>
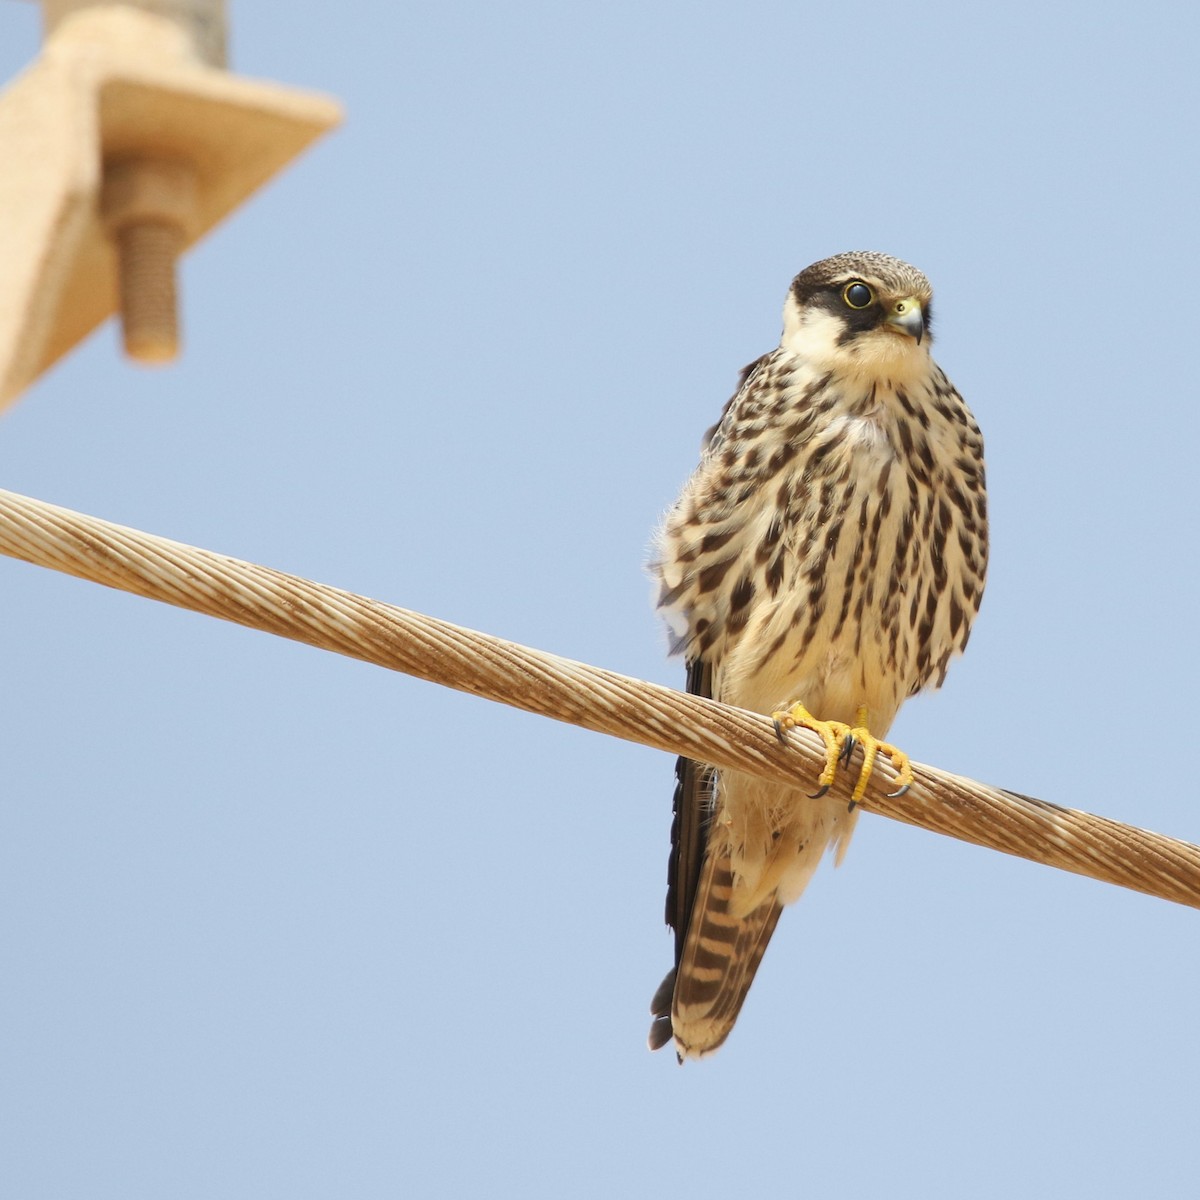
<box><xmin>655</xmin><ymin>365</ymin><xmax>985</xmax><ymax>911</ymax></box>
<box><xmin>716</xmin><ymin>418</ymin><xmax>917</xmax><ymax>728</ymax></box>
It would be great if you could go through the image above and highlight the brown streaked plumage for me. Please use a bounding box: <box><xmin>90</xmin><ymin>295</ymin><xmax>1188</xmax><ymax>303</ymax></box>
<box><xmin>648</xmin><ymin>251</ymin><xmax>988</xmax><ymax>1060</ymax></box>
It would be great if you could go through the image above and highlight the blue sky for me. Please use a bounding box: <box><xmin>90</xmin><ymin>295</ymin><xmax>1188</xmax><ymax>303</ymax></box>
<box><xmin>3</xmin><ymin>2</ymin><xmax>1199</xmax><ymax>1196</ymax></box>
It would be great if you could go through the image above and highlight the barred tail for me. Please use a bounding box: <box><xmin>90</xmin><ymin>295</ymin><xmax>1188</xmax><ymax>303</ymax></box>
<box><xmin>648</xmin><ymin>849</ymin><xmax>783</xmax><ymax>1060</ymax></box>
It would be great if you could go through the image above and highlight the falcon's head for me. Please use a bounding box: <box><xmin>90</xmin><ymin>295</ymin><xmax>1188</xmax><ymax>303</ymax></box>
<box><xmin>780</xmin><ymin>251</ymin><xmax>934</xmax><ymax>378</ymax></box>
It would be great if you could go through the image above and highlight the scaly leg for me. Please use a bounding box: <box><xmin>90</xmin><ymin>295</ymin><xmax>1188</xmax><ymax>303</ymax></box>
<box><xmin>771</xmin><ymin>703</ymin><xmax>913</xmax><ymax>808</ymax></box>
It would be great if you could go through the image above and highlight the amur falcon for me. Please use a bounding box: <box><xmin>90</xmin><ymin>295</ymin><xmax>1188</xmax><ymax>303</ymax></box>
<box><xmin>648</xmin><ymin>251</ymin><xmax>988</xmax><ymax>1060</ymax></box>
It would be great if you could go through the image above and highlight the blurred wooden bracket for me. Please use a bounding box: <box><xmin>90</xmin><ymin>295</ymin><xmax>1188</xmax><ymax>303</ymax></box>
<box><xmin>0</xmin><ymin>0</ymin><xmax>342</xmax><ymax>407</ymax></box>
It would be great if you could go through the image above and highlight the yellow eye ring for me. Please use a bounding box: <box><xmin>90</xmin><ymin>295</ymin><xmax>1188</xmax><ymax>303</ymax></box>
<box><xmin>843</xmin><ymin>281</ymin><xmax>875</xmax><ymax>310</ymax></box>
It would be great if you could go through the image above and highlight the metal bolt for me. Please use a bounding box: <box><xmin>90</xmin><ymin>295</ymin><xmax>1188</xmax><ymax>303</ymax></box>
<box><xmin>101</xmin><ymin>158</ymin><xmax>197</xmax><ymax>365</ymax></box>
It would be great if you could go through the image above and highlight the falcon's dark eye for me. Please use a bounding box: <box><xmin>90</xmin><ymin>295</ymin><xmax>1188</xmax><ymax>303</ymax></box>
<box><xmin>843</xmin><ymin>282</ymin><xmax>874</xmax><ymax>310</ymax></box>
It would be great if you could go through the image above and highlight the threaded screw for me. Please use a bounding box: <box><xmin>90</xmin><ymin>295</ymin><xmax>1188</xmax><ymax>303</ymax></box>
<box><xmin>101</xmin><ymin>159</ymin><xmax>196</xmax><ymax>365</ymax></box>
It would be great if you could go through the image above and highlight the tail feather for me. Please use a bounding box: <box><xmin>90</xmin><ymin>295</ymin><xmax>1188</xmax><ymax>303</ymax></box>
<box><xmin>651</xmin><ymin>848</ymin><xmax>783</xmax><ymax>1059</ymax></box>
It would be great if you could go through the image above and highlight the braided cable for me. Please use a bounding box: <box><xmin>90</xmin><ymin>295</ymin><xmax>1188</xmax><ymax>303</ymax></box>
<box><xmin>1</xmin><ymin>486</ymin><xmax>1197</xmax><ymax>909</ymax></box>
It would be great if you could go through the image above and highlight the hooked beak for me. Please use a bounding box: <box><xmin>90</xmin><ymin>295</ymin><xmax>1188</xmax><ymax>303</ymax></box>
<box><xmin>886</xmin><ymin>297</ymin><xmax>925</xmax><ymax>344</ymax></box>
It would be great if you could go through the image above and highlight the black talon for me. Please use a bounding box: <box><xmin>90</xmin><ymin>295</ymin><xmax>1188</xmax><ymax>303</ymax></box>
<box><xmin>886</xmin><ymin>784</ymin><xmax>911</xmax><ymax>799</ymax></box>
<box><xmin>847</xmin><ymin>798</ymin><xmax>858</xmax><ymax>813</ymax></box>
<box><xmin>773</xmin><ymin>718</ymin><xmax>789</xmax><ymax>744</ymax></box>
<box><xmin>838</xmin><ymin>734</ymin><xmax>856</xmax><ymax>766</ymax></box>
<box><xmin>808</xmin><ymin>784</ymin><xmax>830</xmax><ymax>799</ymax></box>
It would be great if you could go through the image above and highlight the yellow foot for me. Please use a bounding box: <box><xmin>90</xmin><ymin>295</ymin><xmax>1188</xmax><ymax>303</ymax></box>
<box><xmin>770</xmin><ymin>703</ymin><xmax>914</xmax><ymax>810</ymax></box>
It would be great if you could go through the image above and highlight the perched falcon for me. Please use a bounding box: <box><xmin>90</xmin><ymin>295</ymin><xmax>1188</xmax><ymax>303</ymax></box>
<box><xmin>648</xmin><ymin>251</ymin><xmax>988</xmax><ymax>1060</ymax></box>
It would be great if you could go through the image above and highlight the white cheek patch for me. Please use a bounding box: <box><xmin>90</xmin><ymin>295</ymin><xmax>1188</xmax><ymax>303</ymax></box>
<box><xmin>779</xmin><ymin>294</ymin><xmax>929</xmax><ymax>382</ymax></box>
<box><xmin>780</xmin><ymin>301</ymin><xmax>845</xmax><ymax>363</ymax></box>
